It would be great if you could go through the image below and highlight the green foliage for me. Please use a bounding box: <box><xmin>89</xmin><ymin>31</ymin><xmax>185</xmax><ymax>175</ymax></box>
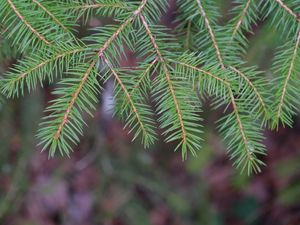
<box><xmin>0</xmin><ymin>0</ymin><xmax>299</xmax><ymax>174</ymax></box>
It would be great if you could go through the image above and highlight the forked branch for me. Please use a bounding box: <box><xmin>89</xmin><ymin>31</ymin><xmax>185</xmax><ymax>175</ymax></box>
<box><xmin>176</xmin><ymin>61</ymin><xmax>257</xmax><ymax>169</ymax></box>
<box><xmin>229</xmin><ymin>66</ymin><xmax>267</xmax><ymax>116</ymax></box>
<box><xmin>140</xmin><ymin>14</ymin><xmax>187</xmax><ymax>144</ymax></box>
<box><xmin>53</xmin><ymin>0</ymin><xmax>148</xmax><ymax>140</ymax></box>
<box><xmin>102</xmin><ymin>56</ymin><xmax>148</xmax><ymax>136</ymax></box>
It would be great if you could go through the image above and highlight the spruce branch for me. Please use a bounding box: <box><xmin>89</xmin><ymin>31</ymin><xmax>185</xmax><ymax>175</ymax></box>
<box><xmin>171</xmin><ymin>55</ymin><xmax>266</xmax><ymax>173</ymax></box>
<box><xmin>273</xmin><ymin>30</ymin><xmax>300</xmax><ymax>127</ymax></box>
<box><xmin>103</xmin><ymin>56</ymin><xmax>156</xmax><ymax>147</ymax></box>
<box><xmin>38</xmin><ymin>0</ymin><xmax>150</xmax><ymax>156</ymax></box>
<box><xmin>195</xmin><ymin>0</ymin><xmax>225</xmax><ymax>68</ymax></box>
<box><xmin>140</xmin><ymin>14</ymin><xmax>191</xmax><ymax>156</ymax></box>
<box><xmin>174</xmin><ymin>60</ymin><xmax>228</xmax><ymax>85</ymax></box>
<box><xmin>5</xmin><ymin>0</ymin><xmax>51</xmax><ymax>45</ymax></box>
<box><xmin>1</xmin><ymin>0</ymin><xmax>299</xmax><ymax>174</ymax></box>
<box><xmin>132</xmin><ymin>57</ymin><xmax>158</xmax><ymax>91</ymax></box>
<box><xmin>1</xmin><ymin>42</ymin><xmax>87</xmax><ymax>97</ymax></box>
<box><xmin>37</xmin><ymin>63</ymin><xmax>100</xmax><ymax>156</ymax></box>
<box><xmin>229</xmin><ymin>66</ymin><xmax>268</xmax><ymax>118</ymax></box>
<box><xmin>274</xmin><ymin>0</ymin><xmax>300</xmax><ymax>22</ymax></box>
<box><xmin>232</xmin><ymin>0</ymin><xmax>252</xmax><ymax>38</ymax></box>
<box><xmin>262</xmin><ymin>0</ymin><xmax>299</xmax><ymax>37</ymax></box>
<box><xmin>227</xmin><ymin>87</ymin><xmax>261</xmax><ymax>173</ymax></box>
<box><xmin>0</xmin><ymin>0</ymin><xmax>77</xmax><ymax>51</ymax></box>
<box><xmin>225</xmin><ymin>0</ymin><xmax>260</xmax><ymax>60</ymax></box>
<box><xmin>65</xmin><ymin>0</ymin><xmax>131</xmax><ymax>22</ymax></box>
<box><xmin>53</xmin><ymin>61</ymin><xmax>96</xmax><ymax>142</ymax></box>
<box><xmin>276</xmin><ymin>30</ymin><xmax>300</xmax><ymax>117</ymax></box>
<box><xmin>32</xmin><ymin>0</ymin><xmax>68</xmax><ymax>31</ymax></box>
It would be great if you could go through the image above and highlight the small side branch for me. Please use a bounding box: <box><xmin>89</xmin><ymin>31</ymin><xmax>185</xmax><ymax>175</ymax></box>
<box><xmin>132</xmin><ymin>57</ymin><xmax>158</xmax><ymax>90</ymax></box>
<box><xmin>229</xmin><ymin>66</ymin><xmax>267</xmax><ymax>115</ymax></box>
<box><xmin>54</xmin><ymin>60</ymin><xmax>96</xmax><ymax>140</ymax></box>
<box><xmin>175</xmin><ymin>61</ymin><xmax>229</xmax><ymax>84</ymax></box>
<box><xmin>228</xmin><ymin>88</ymin><xmax>255</xmax><ymax>161</ymax></box>
<box><xmin>14</xmin><ymin>48</ymin><xmax>84</xmax><ymax>82</ymax></box>
<box><xmin>195</xmin><ymin>0</ymin><xmax>225</xmax><ymax>68</ymax></box>
<box><xmin>275</xmin><ymin>0</ymin><xmax>300</xmax><ymax>22</ymax></box>
<box><xmin>53</xmin><ymin>0</ymin><xmax>148</xmax><ymax>140</ymax></box>
<box><xmin>102</xmin><ymin>56</ymin><xmax>147</xmax><ymax>136</ymax></box>
<box><xmin>176</xmin><ymin>61</ymin><xmax>256</xmax><ymax>165</ymax></box>
<box><xmin>232</xmin><ymin>0</ymin><xmax>252</xmax><ymax>38</ymax></box>
<box><xmin>140</xmin><ymin>14</ymin><xmax>187</xmax><ymax>144</ymax></box>
<box><xmin>73</xmin><ymin>3</ymin><xmax>129</xmax><ymax>10</ymax></box>
<box><xmin>6</xmin><ymin>0</ymin><xmax>50</xmax><ymax>45</ymax></box>
<box><xmin>276</xmin><ymin>30</ymin><xmax>300</xmax><ymax>120</ymax></box>
<box><xmin>32</xmin><ymin>0</ymin><xmax>68</xmax><ymax>31</ymax></box>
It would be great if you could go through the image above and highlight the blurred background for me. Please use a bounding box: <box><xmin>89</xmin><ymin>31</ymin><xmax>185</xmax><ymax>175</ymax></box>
<box><xmin>1</xmin><ymin>1</ymin><xmax>300</xmax><ymax>225</ymax></box>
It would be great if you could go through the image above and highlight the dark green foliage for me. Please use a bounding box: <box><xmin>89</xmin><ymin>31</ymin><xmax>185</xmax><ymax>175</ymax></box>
<box><xmin>0</xmin><ymin>0</ymin><xmax>299</xmax><ymax>174</ymax></box>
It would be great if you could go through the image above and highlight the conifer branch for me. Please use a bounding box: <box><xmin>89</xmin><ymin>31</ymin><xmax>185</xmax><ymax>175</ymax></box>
<box><xmin>53</xmin><ymin>0</ymin><xmax>148</xmax><ymax>142</ymax></box>
<box><xmin>2</xmin><ymin>0</ymin><xmax>297</xmax><ymax>173</ymax></box>
<box><xmin>67</xmin><ymin>0</ymin><xmax>131</xmax><ymax>21</ymax></box>
<box><xmin>96</xmin><ymin>0</ymin><xmax>147</xmax><ymax>58</ymax></box>
<box><xmin>175</xmin><ymin>61</ymin><xmax>229</xmax><ymax>84</ymax></box>
<box><xmin>53</xmin><ymin>61</ymin><xmax>96</xmax><ymax>140</ymax></box>
<box><xmin>228</xmin><ymin>88</ymin><xmax>255</xmax><ymax>162</ymax></box>
<box><xmin>275</xmin><ymin>30</ymin><xmax>300</xmax><ymax>121</ymax></box>
<box><xmin>1</xmin><ymin>44</ymin><xmax>87</xmax><ymax>98</ymax></box>
<box><xmin>274</xmin><ymin>0</ymin><xmax>300</xmax><ymax>22</ymax></box>
<box><xmin>103</xmin><ymin>56</ymin><xmax>148</xmax><ymax>137</ymax></box>
<box><xmin>172</xmin><ymin>57</ymin><xmax>265</xmax><ymax>173</ymax></box>
<box><xmin>132</xmin><ymin>57</ymin><xmax>158</xmax><ymax>90</ymax></box>
<box><xmin>6</xmin><ymin>0</ymin><xmax>50</xmax><ymax>45</ymax></box>
<box><xmin>32</xmin><ymin>0</ymin><xmax>68</xmax><ymax>31</ymax></box>
<box><xmin>232</xmin><ymin>0</ymin><xmax>252</xmax><ymax>38</ymax></box>
<box><xmin>16</xmin><ymin>49</ymin><xmax>84</xmax><ymax>82</ymax></box>
<box><xmin>140</xmin><ymin>14</ymin><xmax>187</xmax><ymax>144</ymax></box>
<box><xmin>229</xmin><ymin>66</ymin><xmax>267</xmax><ymax>115</ymax></box>
<box><xmin>195</xmin><ymin>0</ymin><xmax>225</xmax><ymax>68</ymax></box>
<box><xmin>72</xmin><ymin>2</ymin><xmax>129</xmax><ymax>10</ymax></box>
